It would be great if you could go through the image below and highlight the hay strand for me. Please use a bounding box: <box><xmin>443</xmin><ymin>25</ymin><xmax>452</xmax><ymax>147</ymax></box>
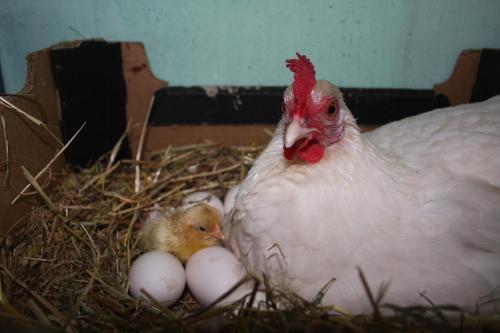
<box><xmin>134</xmin><ymin>95</ymin><xmax>155</xmax><ymax>193</ymax></box>
<box><xmin>0</xmin><ymin>113</ymin><xmax>9</xmax><ymax>185</ymax></box>
<box><xmin>0</xmin><ymin>96</ymin><xmax>63</xmax><ymax>146</ymax></box>
<box><xmin>11</xmin><ymin>122</ymin><xmax>86</xmax><ymax>204</ymax></box>
<box><xmin>20</xmin><ymin>165</ymin><xmax>58</xmax><ymax>212</ymax></box>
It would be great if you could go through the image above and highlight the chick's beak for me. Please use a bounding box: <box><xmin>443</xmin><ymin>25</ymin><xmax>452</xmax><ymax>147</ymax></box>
<box><xmin>285</xmin><ymin>117</ymin><xmax>318</xmax><ymax>148</ymax></box>
<box><xmin>211</xmin><ymin>227</ymin><xmax>225</xmax><ymax>240</ymax></box>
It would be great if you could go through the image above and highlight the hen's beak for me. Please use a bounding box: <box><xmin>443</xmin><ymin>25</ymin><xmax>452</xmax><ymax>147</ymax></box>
<box><xmin>284</xmin><ymin>117</ymin><xmax>318</xmax><ymax>148</ymax></box>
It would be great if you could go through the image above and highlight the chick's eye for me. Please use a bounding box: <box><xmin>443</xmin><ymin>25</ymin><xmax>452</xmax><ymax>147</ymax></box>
<box><xmin>196</xmin><ymin>225</ymin><xmax>207</xmax><ymax>232</ymax></box>
<box><xmin>327</xmin><ymin>104</ymin><xmax>337</xmax><ymax>116</ymax></box>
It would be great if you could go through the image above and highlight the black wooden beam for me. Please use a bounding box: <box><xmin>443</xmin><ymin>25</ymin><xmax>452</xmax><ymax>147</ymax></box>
<box><xmin>150</xmin><ymin>86</ymin><xmax>450</xmax><ymax>126</ymax></box>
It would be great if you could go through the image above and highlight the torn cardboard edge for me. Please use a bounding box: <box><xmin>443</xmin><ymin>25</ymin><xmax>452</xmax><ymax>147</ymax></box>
<box><xmin>0</xmin><ymin>46</ymin><xmax>64</xmax><ymax>234</ymax></box>
<box><xmin>434</xmin><ymin>49</ymin><xmax>482</xmax><ymax>106</ymax></box>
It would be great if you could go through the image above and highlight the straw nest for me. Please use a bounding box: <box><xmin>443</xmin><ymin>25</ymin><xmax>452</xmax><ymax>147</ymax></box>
<box><xmin>0</xmin><ymin>98</ymin><xmax>498</xmax><ymax>331</ymax></box>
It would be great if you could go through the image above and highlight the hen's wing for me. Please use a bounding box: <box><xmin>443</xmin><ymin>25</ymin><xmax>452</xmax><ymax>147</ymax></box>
<box><xmin>365</xmin><ymin>95</ymin><xmax>500</xmax><ymax>186</ymax></box>
<box><xmin>366</xmin><ymin>96</ymin><xmax>500</xmax><ymax>290</ymax></box>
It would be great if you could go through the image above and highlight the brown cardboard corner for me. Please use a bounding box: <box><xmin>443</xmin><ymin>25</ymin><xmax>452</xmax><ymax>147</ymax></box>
<box><xmin>121</xmin><ymin>42</ymin><xmax>168</xmax><ymax>157</ymax></box>
<box><xmin>434</xmin><ymin>49</ymin><xmax>482</xmax><ymax>106</ymax></box>
<box><xmin>0</xmin><ymin>47</ymin><xmax>64</xmax><ymax>235</ymax></box>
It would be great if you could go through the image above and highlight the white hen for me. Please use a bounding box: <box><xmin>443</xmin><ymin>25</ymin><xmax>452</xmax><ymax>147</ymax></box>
<box><xmin>226</xmin><ymin>53</ymin><xmax>500</xmax><ymax>313</ymax></box>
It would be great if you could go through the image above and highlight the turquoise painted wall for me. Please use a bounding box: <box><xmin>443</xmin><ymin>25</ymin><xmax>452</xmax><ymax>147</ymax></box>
<box><xmin>1</xmin><ymin>0</ymin><xmax>499</xmax><ymax>93</ymax></box>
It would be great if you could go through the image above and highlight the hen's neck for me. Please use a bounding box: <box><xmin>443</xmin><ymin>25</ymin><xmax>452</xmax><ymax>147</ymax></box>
<box><xmin>324</xmin><ymin>123</ymin><xmax>422</xmax><ymax>229</ymax></box>
<box><xmin>258</xmin><ymin>119</ymin><xmax>422</xmax><ymax>228</ymax></box>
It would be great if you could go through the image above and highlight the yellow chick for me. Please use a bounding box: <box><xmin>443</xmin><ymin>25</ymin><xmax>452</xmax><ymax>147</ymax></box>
<box><xmin>139</xmin><ymin>203</ymin><xmax>224</xmax><ymax>262</ymax></box>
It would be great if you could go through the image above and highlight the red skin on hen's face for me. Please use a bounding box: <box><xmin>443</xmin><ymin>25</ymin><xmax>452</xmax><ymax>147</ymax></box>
<box><xmin>283</xmin><ymin>54</ymin><xmax>344</xmax><ymax>163</ymax></box>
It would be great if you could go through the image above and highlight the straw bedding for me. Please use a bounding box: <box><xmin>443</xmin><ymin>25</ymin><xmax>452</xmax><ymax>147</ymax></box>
<box><xmin>0</xmin><ymin>139</ymin><xmax>499</xmax><ymax>332</ymax></box>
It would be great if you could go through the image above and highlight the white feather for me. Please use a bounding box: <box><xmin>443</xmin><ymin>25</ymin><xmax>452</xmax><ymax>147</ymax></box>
<box><xmin>226</xmin><ymin>94</ymin><xmax>500</xmax><ymax>313</ymax></box>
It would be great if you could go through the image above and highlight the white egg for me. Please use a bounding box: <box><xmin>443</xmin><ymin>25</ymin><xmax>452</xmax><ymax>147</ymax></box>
<box><xmin>182</xmin><ymin>191</ymin><xmax>224</xmax><ymax>217</ymax></box>
<box><xmin>129</xmin><ymin>251</ymin><xmax>186</xmax><ymax>306</ymax></box>
<box><xmin>223</xmin><ymin>185</ymin><xmax>240</xmax><ymax>215</ymax></box>
<box><xmin>186</xmin><ymin>246</ymin><xmax>251</xmax><ymax>307</ymax></box>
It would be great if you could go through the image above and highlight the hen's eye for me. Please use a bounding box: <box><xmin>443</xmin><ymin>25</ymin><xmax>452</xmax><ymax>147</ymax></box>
<box><xmin>327</xmin><ymin>104</ymin><xmax>337</xmax><ymax>116</ymax></box>
<box><xmin>196</xmin><ymin>225</ymin><xmax>207</xmax><ymax>232</ymax></box>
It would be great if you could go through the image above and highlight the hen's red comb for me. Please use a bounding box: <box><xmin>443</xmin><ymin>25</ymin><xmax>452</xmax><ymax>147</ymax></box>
<box><xmin>286</xmin><ymin>53</ymin><xmax>316</xmax><ymax>108</ymax></box>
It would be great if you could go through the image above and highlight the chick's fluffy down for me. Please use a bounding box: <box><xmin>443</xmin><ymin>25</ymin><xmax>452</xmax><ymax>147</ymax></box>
<box><xmin>139</xmin><ymin>203</ymin><xmax>223</xmax><ymax>262</ymax></box>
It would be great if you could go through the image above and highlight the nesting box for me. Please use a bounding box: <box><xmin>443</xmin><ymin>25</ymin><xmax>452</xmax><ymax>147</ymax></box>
<box><xmin>0</xmin><ymin>41</ymin><xmax>498</xmax><ymax>332</ymax></box>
